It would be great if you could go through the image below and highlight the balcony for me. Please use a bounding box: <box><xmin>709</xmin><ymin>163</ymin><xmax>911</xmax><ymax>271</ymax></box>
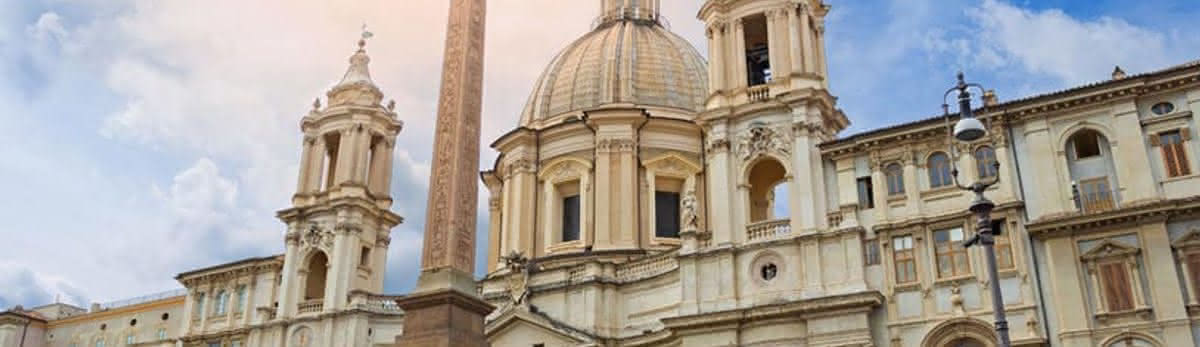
<box><xmin>350</xmin><ymin>291</ymin><xmax>404</xmax><ymax>315</ymax></box>
<box><xmin>1074</xmin><ymin>180</ymin><xmax>1116</xmax><ymax>213</ymax></box>
<box><xmin>747</xmin><ymin>219</ymin><xmax>791</xmax><ymax>242</ymax></box>
<box><xmin>297</xmin><ymin>299</ymin><xmax>323</xmax><ymax>315</ymax></box>
<box><xmin>747</xmin><ymin>84</ymin><xmax>770</xmax><ymax>103</ymax></box>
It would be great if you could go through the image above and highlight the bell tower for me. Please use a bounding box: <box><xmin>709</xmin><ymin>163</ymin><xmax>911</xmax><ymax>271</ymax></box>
<box><xmin>697</xmin><ymin>0</ymin><xmax>848</xmax><ymax>243</ymax></box>
<box><xmin>275</xmin><ymin>35</ymin><xmax>404</xmax><ymax>319</ymax></box>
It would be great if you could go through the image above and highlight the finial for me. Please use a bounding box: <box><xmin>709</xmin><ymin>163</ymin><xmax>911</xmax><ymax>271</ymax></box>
<box><xmin>1112</xmin><ymin>65</ymin><xmax>1126</xmax><ymax>80</ymax></box>
<box><xmin>313</xmin><ymin>98</ymin><xmax>321</xmax><ymax>110</ymax></box>
<box><xmin>387</xmin><ymin>99</ymin><xmax>396</xmax><ymax>111</ymax></box>
<box><xmin>956</xmin><ymin>71</ymin><xmax>966</xmax><ymax>87</ymax></box>
<box><xmin>359</xmin><ymin>24</ymin><xmax>374</xmax><ymax>51</ymax></box>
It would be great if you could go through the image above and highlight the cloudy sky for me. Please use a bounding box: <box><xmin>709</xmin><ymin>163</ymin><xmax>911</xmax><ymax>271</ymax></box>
<box><xmin>1</xmin><ymin>0</ymin><xmax>1197</xmax><ymax>309</ymax></box>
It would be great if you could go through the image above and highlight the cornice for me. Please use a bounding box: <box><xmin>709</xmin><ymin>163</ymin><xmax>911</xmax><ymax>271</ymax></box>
<box><xmin>662</xmin><ymin>290</ymin><xmax>883</xmax><ymax>332</ymax></box>
<box><xmin>46</xmin><ymin>296</ymin><xmax>185</xmax><ymax>327</ymax></box>
<box><xmin>1027</xmin><ymin>196</ymin><xmax>1200</xmax><ymax>239</ymax></box>
<box><xmin>821</xmin><ymin>62</ymin><xmax>1200</xmax><ymax>157</ymax></box>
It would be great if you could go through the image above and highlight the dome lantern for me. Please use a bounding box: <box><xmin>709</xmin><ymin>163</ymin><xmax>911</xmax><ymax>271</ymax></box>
<box><xmin>599</xmin><ymin>0</ymin><xmax>661</xmax><ymax>25</ymax></box>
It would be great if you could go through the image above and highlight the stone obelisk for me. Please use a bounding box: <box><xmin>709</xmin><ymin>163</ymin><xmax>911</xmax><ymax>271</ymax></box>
<box><xmin>395</xmin><ymin>0</ymin><xmax>492</xmax><ymax>346</ymax></box>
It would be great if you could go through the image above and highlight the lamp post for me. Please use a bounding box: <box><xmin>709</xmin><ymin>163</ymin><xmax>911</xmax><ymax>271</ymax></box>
<box><xmin>943</xmin><ymin>72</ymin><xmax>1011</xmax><ymax>347</ymax></box>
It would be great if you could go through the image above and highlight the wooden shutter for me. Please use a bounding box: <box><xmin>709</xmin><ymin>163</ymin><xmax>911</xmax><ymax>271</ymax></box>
<box><xmin>1174</xmin><ymin>141</ymin><xmax>1192</xmax><ymax>176</ymax></box>
<box><xmin>1188</xmin><ymin>254</ymin><xmax>1200</xmax><ymax>301</ymax></box>
<box><xmin>1101</xmin><ymin>263</ymin><xmax>1134</xmax><ymax>311</ymax></box>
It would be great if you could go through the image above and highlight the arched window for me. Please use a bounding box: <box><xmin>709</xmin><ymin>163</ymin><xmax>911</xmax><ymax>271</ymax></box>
<box><xmin>746</xmin><ymin>158</ymin><xmax>788</xmax><ymax>222</ymax></box>
<box><xmin>928</xmin><ymin>152</ymin><xmax>953</xmax><ymax>188</ymax></box>
<box><xmin>214</xmin><ymin>290</ymin><xmax>228</xmax><ymax>316</ymax></box>
<box><xmin>974</xmin><ymin>147</ymin><xmax>997</xmax><ymax>179</ymax></box>
<box><xmin>885</xmin><ymin>163</ymin><xmax>905</xmax><ymax>195</ymax></box>
<box><xmin>304</xmin><ymin>252</ymin><xmax>328</xmax><ymax>301</ymax></box>
<box><xmin>192</xmin><ymin>293</ymin><xmax>205</xmax><ymax>320</ymax></box>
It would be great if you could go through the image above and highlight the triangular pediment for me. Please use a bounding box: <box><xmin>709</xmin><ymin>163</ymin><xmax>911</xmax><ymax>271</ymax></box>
<box><xmin>1172</xmin><ymin>229</ymin><xmax>1200</xmax><ymax>249</ymax></box>
<box><xmin>1081</xmin><ymin>239</ymin><xmax>1140</xmax><ymax>260</ymax></box>
<box><xmin>486</xmin><ymin>306</ymin><xmax>594</xmax><ymax>346</ymax></box>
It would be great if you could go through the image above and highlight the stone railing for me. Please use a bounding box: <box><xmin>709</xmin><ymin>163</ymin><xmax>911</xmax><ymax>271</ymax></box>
<box><xmin>827</xmin><ymin>211</ymin><xmax>844</xmax><ymax>228</ymax></box>
<box><xmin>255</xmin><ymin>306</ymin><xmax>276</xmax><ymax>321</ymax></box>
<box><xmin>746</xmin><ymin>219</ymin><xmax>791</xmax><ymax>242</ymax></box>
<box><xmin>297</xmin><ymin>299</ymin><xmax>323</xmax><ymax>315</ymax></box>
<box><xmin>616</xmin><ymin>252</ymin><xmax>678</xmax><ymax>282</ymax></box>
<box><xmin>349</xmin><ymin>292</ymin><xmax>404</xmax><ymax>315</ymax></box>
<box><xmin>98</xmin><ymin>288</ymin><xmax>187</xmax><ymax>311</ymax></box>
<box><xmin>747</xmin><ymin>84</ymin><xmax>770</xmax><ymax>102</ymax></box>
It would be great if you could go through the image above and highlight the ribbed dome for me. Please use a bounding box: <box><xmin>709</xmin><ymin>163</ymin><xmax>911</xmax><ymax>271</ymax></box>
<box><xmin>519</xmin><ymin>19</ymin><xmax>709</xmax><ymax>128</ymax></box>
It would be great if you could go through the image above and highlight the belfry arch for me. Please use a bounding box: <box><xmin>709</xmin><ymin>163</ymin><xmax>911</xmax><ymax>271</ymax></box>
<box><xmin>745</xmin><ymin>156</ymin><xmax>789</xmax><ymax>222</ymax></box>
<box><xmin>303</xmin><ymin>251</ymin><xmax>329</xmax><ymax>301</ymax></box>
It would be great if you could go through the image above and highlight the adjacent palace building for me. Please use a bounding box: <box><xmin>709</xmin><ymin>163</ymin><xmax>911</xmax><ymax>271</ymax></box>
<box><xmin>4</xmin><ymin>1</ymin><xmax>1200</xmax><ymax>346</ymax></box>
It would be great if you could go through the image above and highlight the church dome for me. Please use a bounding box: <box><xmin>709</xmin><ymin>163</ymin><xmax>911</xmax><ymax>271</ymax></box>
<box><xmin>518</xmin><ymin>9</ymin><xmax>709</xmax><ymax>128</ymax></box>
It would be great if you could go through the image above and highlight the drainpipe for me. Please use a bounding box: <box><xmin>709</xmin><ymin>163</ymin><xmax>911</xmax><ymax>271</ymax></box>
<box><xmin>19</xmin><ymin>318</ymin><xmax>29</xmax><ymax>347</ymax></box>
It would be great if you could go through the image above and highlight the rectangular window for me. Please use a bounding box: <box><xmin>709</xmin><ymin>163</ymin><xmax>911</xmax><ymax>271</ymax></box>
<box><xmin>1161</xmin><ymin>130</ymin><xmax>1192</xmax><ymax>177</ymax></box>
<box><xmin>992</xmin><ymin>220</ymin><xmax>1014</xmax><ymax>270</ymax></box>
<box><xmin>157</xmin><ymin>328</ymin><xmax>167</xmax><ymax>340</ymax></box>
<box><xmin>864</xmin><ymin>239</ymin><xmax>880</xmax><ymax>265</ymax></box>
<box><xmin>934</xmin><ymin>228</ymin><xmax>970</xmax><ymax>278</ymax></box>
<box><xmin>1077</xmin><ymin>178</ymin><xmax>1114</xmax><ymax>212</ymax></box>
<box><xmin>235</xmin><ymin>285</ymin><xmax>247</xmax><ymax>312</ymax></box>
<box><xmin>193</xmin><ymin>293</ymin><xmax>205</xmax><ymax>320</ymax></box>
<box><xmin>95</xmin><ymin>340</ymin><xmax>104</xmax><ymax>347</ymax></box>
<box><xmin>561</xmin><ymin>195</ymin><xmax>581</xmax><ymax>242</ymax></box>
<box><xmin>654</xmin><ymin>191</ymin><xmax>681</xmax><ymax>238</ymax></box>
<box><xmin>126</xmin><ymin>335</ymin><xmax>134</xmax><ymax>345</ymax></box>
<box><xmin>1188</xmin><ymin>254</ymin><xmax>1200</xmax><ymax>301</ymax></box>
<box><xmin>742</xmin><ymin>15</ymin><xmax>771</xmax><ymax>86</ymax></box>
<box><xmin>885</xmin><ymin>164</ymin><xmax>905</xmax><ymax>195</ymax></box>
<box><xmin>892</xmin><ymin>235</ymin><xmax>917</xmax><ymax>284</ymax></box>
<box><xmin>208</xmin><ymin>342</ymin><xmax>221</xmax><ymax>347</ymax></box>
<box><xmin>856</xmin><ymin>177</ymin><xmax>874</xmax><ymax>209</ymax></box>
<box><xmin>1100</xmin><ymin>262</ymin><xmax>1134</xmax><ymax>311</ymax></box>
<box><xmin>360</xmin><ymin>246</ymin><xmax>371</xmax><ymax>266</ymax></box>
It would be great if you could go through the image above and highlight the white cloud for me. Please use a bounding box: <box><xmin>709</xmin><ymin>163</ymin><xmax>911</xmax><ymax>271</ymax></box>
<box><xmin>0</xmin><ymin>263</ymin><xmax>89</xmax><ymax>309</ymax></box>
<box><xmin>966</xmin><ymin>0</ymin><xmax>1181</xmax><ymax>85</ymax></box>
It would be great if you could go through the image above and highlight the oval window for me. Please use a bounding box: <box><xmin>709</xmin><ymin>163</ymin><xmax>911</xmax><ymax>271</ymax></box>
<box><xmin>760</xmin><ymin>263</ymin><xmax>778</xmax><ymax>281</ymax></box>
<box><xmin>1151</xmin><ymin>102</ymin><xmax>1175</xmax><ymax>115</ymax></box>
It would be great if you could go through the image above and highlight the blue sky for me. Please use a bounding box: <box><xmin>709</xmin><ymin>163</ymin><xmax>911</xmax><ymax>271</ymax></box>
<box><xmin>1</xmin><ymin>0</ymin><xmax>1197</xmax><ymax>310</ymax></box>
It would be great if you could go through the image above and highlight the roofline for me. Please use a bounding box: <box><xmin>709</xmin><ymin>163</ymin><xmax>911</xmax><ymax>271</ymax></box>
<box><xmin>174</xmin><ymin>254</ymin><xmax>284</xmax><ymax>280</ymax></box>
<box><xmin>821</xmin><ymin>59</ymin><xmax>1200</xmax><ymax>149</ymax></box>
<box><xmin>0</xmin><ymin>310</ymin><xmax>48</xmax><ymax>323</ymax></box>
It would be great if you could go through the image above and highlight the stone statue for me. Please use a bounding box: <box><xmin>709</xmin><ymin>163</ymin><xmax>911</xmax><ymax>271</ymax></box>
<box><xmin>499</xmin><ymin>250</ymin><xmax>532</xmax><ymax>306</ymax></box>
<box><xmin>680</xmin><ymin>178</ymin><xmax>699</xmax><ymax>232</ymax></box>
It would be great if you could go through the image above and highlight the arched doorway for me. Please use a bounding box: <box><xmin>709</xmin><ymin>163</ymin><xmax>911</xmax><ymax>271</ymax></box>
<box><xmin>921</xmin><ymin>318</ymin><xmax>997</xmax><ymax>347</ymax></box>
<box><xmin>304</xmin><ymin>251</ymin><xmax>328</xmax><ymax>300</ymax></box>
<box><xmin>746</xmin><ymin>157</ymin><xmax>787</xmax><ymax>222</ymax></box>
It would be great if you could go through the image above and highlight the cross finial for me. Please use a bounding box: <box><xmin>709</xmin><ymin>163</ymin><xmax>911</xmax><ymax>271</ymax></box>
<box><xmin>358</xmin><ymin>23</ymin><xmax>374</xmax><ymax>50</ymax></box>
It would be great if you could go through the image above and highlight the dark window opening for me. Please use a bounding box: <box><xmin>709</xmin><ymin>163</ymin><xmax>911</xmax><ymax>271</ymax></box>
<box><xmin>760</xmin><ymin>263</ymin><xmax>778</xmax><ymax>281</ymax></box>
<box><xmin>743</xmin><ymin>15</ymin><xmax>771</xmax><ymax>86</ymax></box>
<box><xmin>655</xmin><ymin>191</ymin><xmax>681</xmax><ymax>238</ymax></box>
<box><xmin>360</xmin><ymin>246</ymin><xmax>371</xmax><ymax>266</ymax></box>
<box><xmin>1071</xmin><ymin>131</ymin><xmax>1101</xmax><ymax>159</ymax></box>
<box><xmin>856</xmin><ymin>177</ymin><xmax>874</xmax><ymax>209</ymax></box>
<box><xmin>561</xmin><ymin>195</ymin><xmax>581</xmax><ymax>242</ymax></box>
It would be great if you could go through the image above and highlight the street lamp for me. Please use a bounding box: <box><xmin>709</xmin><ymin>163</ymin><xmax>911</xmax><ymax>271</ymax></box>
<box><xmin>942</xmin><ymin>72</ymin><xmax>1011</xmax><ymax>347</ymax></box>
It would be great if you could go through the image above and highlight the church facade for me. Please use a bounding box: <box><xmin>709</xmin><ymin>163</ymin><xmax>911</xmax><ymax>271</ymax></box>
<box><xmin>4</xmin><ymin>0</ymin><xmax>1200</xmax><ymax>346</ymax></box>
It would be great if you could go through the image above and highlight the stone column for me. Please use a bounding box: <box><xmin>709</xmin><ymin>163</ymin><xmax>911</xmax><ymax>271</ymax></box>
<box><xmin>711</xmin><ymin>22</ymin><xmax>726</xmax><ymax>92</ymax></box>
<box><xmin>396</xmin><ymin>0</ymin><xmax>493</xmax><ymax>345</ymax></box>
<box><xmin>706</xmin><ymin>133</ymin><xmax>735</xmax><ymax>245</ymax></box>
<box><xmin>764</xmin><ymin>9</ymin><xmax>781</xmax><ymax>84</ymax></box>
<box><xmin>295</xmin><ymin>135</ymin><xmax>316</xmax><ymax>195</ymax></box>
<box><xmin>333</xmin><ymin>128</ymin><xmax>356</xmax><ymax>186</ymax></box>
<box><xmin>306</xmin><ymin>137</ymin><xmax>326</xmax><ymax>193</ymax></box>
<box><xmin>814</xmin><ymin>18</ymin><xmax>828</xmax><ymax>86</ymax></box>
<box><xmin>786</xmin><ymin>6</ymin><xmax>803</xmax><ymax>76</ymax></box>
<box><xmin>798</xmin><ymin>5</ymin><xmax>814</xmax><ymax>75</ymax></box>
<box><xmin>769</xmin><ymin>8</ymin><xmax>791</xmax><ymax>83</ymax></box>
<box><xmin>732</xmin><ymin>18</ymin><xmax>748</xmax><ymax>89</ymax></box>
<box><xmin>792</xmin><ymin>123</ymin><xmax>818</xmax><ymax>231</ymax></box>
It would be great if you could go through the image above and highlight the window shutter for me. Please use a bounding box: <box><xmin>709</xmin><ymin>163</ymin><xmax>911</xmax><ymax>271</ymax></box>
<box><xmin>1164</xmin><ymin>144</ymin><xmax>1181</xmax><ymax>177</ymax></box>
<box><xmin>1101</xmin><ymin>263</ymin><xmax>1134</xmax><ymax>311</ymax></box>
<box><xmin>1149</xmin><ymin>135</ymin><xmax>1161</xmax><ymax>146</ymax></box>
<box><xmin>1188</xmin><ymin>254</ymin><xmax>1200</xmax><ymax>300</ymax></box>
<box><xmin>1182</xmin><ymin>127</ymin><xmax>1192</xmax><ymax>141</ymax></box>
